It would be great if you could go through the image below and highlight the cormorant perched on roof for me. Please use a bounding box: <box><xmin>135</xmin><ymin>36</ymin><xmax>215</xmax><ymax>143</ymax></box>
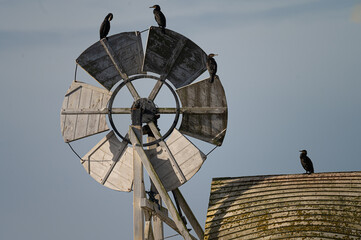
<box><xmin>150</xmin><ymin>5</ymin><xmax>166</xmax><ymax>33</ymax></box>
<box><xmin>299</xmin><ymin>150</ymin><xmax>314</xmax><ymax>174</ymax></box>
<box><xmin>99</xmin><ymin>13</ymin><xmax>113</xmax><ymax>39</ymax></box>
<box><xmin>206</xmin><ymin>53</ymin><xmax>218</xmax><ymax>83</ymax></box>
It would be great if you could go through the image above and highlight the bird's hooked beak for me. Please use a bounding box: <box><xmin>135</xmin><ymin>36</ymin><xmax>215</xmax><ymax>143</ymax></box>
<box><xmin>150</xmin><ymin>5</ymin><xmax>156</xmax><ymax>8</ymax></box>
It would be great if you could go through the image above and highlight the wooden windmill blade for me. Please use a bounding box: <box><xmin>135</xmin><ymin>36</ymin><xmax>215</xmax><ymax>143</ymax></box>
<box><xmin>177</xmin><ymin>77</ymin><xmax>228</xmax><ymax>146</ymax></box>
<box><xmin>81</xmin><ymin>131</ymin><xmax>133</xmax><ymax>192</ymax></box>
<box><xmin>77</xmin><ymin>127</ymin><xmax>207</xmax><ymax>193</ymax></box>
<box><xmin>76</xmin><ymin>32</ymin><xmax>144</xmax><ymax>90</ymax></box>
<box><xmin>60</xmin><ymin>81</ymin><xmax>111</xmax><ymax>143</ymax></box>
<box><xmin>142</xmin><ymin>27</ymin><xmax>207</xmax><ymax>88</ymax></box>
<box><xmin>146</xmin><ymin>128</ymin><xmax>206</xmax><ymax>192</ymax></box>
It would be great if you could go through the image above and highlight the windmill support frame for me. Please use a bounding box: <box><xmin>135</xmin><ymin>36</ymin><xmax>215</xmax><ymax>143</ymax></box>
<box><xmin>129</xmin><ymin>125</ymin><xmax>201</xmax><ymax>240</ymax></box>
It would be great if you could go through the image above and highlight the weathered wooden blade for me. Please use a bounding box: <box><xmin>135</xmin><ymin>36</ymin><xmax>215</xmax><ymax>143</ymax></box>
<box><xmin>81</xmin><ymin>131</ymin><xmax>133</xmax><ymax>192</ymax></box>
<box><xmin>145</xmin><ymin>128</ymin><xmax>207</xmax><ymax>191</ymax></box>
<box><xmin>60</xmin><ymin>81</ymin><xmax>111</xmax><ymax>143</ymax></box>
<box><xmin>177</xmin><ymin>77</ymin><xmax>228</xmax><ymax>146</ymax></box>
<box><xmin>143</xmin><ymin>27</ymin><xmax>207</xmax><ymax>89</ymax></box>
<box><xmin>76</xmin><ymin>32</ymin><xmax>144</xmax><ymax>90</ymax></box>
<box><xmin>79</xmin><ymin>128</ymin><xmax>206</xmax><ymax>192</ymax></box>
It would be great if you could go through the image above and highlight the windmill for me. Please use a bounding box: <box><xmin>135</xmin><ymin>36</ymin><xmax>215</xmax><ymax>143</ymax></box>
<box><xmin>60</xmin><ymin>26</ymin><xmax>228</xmax><ymax>240</ymax></box>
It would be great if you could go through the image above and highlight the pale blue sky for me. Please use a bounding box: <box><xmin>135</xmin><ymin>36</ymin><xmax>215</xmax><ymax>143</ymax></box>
<box><xmin>1</xmin><ymin>1</ymin><xmax>361</xmax><ymax>239</ymax></box>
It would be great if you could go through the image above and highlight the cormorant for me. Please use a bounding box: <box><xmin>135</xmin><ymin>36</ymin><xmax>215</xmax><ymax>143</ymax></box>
<box><xmin>150</xmin><ymin>5</ymin><xmax>166</xmax><ymax>33</ymax></box>
<box><xmin>206</xmin><ymin>53</ymin><xmax>218</xmax><ymax>83</ymax></box>
<box><xmin>299</xmin><ymin>150</ymin><xmax>314</xmax><ymax>174</ymax></box>
<box><xmin>99</xmin><ymin>13</ymin><xmax>113</xmax><ymax>39</ymax></box>
<box><xmin>146</xmin><ymin>190</ymin><xmax>160</xmax><ymax>210</ymax></box>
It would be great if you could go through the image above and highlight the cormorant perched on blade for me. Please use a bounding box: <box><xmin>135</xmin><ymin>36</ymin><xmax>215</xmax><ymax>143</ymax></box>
<box><xmin>206</xmin><ymin>53</ymin><xmax>218</xmax><ymax>83</ymax></box>
<box><xmin>99</xmin><ymin>13</ymin><xmax>113</xmax><ymax>39</ymax></box>
<box><xmin>299</xmin><ymin>150</ymin><xmax>314</xmax><ymax>174</ymax></box>
<box><xmin>150</xmin><ymin>5</ymin><xmax>166</xmax><ymax>33</ymax></box>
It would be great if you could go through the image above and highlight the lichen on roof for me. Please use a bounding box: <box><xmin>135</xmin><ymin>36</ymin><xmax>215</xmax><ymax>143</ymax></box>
<box><xmin>204</xmin><ymin>171</ymin><xmax>361</xmax><ymax>240</ymax></box>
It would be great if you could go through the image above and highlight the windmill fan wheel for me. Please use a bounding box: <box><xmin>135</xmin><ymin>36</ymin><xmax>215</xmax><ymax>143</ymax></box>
<box><xmin>60</xmin><ymin>27</ymin><xmax>228</xmax><ymax>192</ymax></box>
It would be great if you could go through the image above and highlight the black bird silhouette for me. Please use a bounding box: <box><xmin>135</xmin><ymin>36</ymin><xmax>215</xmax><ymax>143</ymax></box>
<box><xmin>206</xmin><ymin>53</ymin><xmax>218</xmax><ymax>83</ymax></box>
<box><xmin>150</xmin><ymin>5</ymin><xmax>166</xmax><ymax>33</ymax></box>
<box><xmin>99</xmin><ymin>13</ymin><xmax>113</xmax><ymax>39</ymax></box>
<box><xmin>299</xmin><ymin>150</ymin><xmax>314</xmax><ymax>174</ymax></box>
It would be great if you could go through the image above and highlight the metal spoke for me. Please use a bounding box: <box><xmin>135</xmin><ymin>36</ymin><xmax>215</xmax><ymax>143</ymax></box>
<box><xmin>61</xmin><ymin>107</ymin><xmax>175</xmax><ymax>115</ymax></box>
<box><xmin>61</xmin><ymin>107</ymin><xmax>227</xmax><ymax>115</ymax></box>
<box><xmin>125</xmin><ymin>81</ymin><xmax>141</xmax><ymax>101</ymax></box>
<box><xmin>148</xmin><ymin>80</ymin><xmax>164</xmax><ymax>101</ymax></box>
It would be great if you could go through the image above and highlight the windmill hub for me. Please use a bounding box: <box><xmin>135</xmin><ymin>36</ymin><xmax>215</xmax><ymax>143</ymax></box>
<box><xmin>131</xmin><ymin>98</ymin><xmax>159</xmax><ymax>125</ymax></box>
<box><xmin>105</xmin><ymin>75</ymin><xmax>182</xmax><ymax>146</ymax></box>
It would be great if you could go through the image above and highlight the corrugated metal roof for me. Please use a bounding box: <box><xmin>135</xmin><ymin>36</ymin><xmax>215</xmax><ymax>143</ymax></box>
<box><xmin>205</xmin><ymin>172</ymin><xmax>361</xmax><ymax>239</ymax></box>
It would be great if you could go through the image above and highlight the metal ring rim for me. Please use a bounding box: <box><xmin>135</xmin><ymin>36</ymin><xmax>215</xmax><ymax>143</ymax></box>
<box><xmin>107</xmin><ymin>74</ymin><xmax>181</xmax><ymax>147</ymax></box>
